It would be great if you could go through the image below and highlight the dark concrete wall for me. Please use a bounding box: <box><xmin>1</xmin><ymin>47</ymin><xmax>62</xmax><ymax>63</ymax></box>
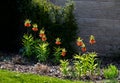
<box><xmin>53</xmin><ymin>0</ymin><xmax>120</xmax><ymax>57</ymax></box>
<box><xmin>1</xmin><ymin>0</ymin><xmax>120</xmax><ymax>57</ymax></box>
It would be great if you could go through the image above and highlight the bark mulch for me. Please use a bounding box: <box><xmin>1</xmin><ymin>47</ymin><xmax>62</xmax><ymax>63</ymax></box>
<box><xmin>0</xmin><ymin>52</ymin><xmax>120</xmax><ymax>82</ymax></box>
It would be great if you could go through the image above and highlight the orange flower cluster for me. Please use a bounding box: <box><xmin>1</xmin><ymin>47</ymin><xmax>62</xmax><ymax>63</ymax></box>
<box><xmin>76</xmin><ymin>37</ymin><xmax>86</xmax><ymax>52</ymax></box>
<box><xmin>24</xmin><ymin>19</ymin><xmax>47</xmax><ymax>42</ymax></box>
<box><xmin>55</xmin><ymin>38</ymin><xmax>67</xmax><ymax>57</ymax></box>
<box><xmin>24</xmin><ymin>19</ymin><xmax>38</xmax><ymax>32</ymax></box>
<box><xmin>39</xmin><ymin>29</ymin><xmax>47</xmax><ymax>42</ymax></box>
<box><xmin>76</xmin><ymin>35</ymin><xmax>96</xmax><ymax>52</ymax></box>
<box><xmin>24</xmin><ymin>19</ymin><xmax>96</xmax><ymax>57</ymax></box>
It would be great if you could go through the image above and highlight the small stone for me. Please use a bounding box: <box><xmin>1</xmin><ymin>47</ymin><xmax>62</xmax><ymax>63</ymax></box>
<box><xmin>34</xmin><ymin>63</ymin><xmax>50</xmax><ymax>73</ymax></box>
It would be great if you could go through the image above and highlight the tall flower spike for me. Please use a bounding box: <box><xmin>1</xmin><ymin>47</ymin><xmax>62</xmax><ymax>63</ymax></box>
<box><xmin>89</xmin><ymin>35</ymin><xmax>96</xmax><ymax>45</ymax></box>
<box><xmin>24</xmin><ymin>19</ymin><xmax>31</xmax><ymax>27</ymax></box>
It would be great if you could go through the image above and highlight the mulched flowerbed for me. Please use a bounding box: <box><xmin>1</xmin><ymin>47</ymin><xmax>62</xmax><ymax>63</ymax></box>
<box><xmin>0</xmin><ymin>51</ymin><xmax>120</xmax><ymax>82</ymax></box>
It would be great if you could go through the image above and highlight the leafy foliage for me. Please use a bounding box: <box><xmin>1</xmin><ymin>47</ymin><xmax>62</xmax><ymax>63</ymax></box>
<box><xmin>103</xmin><ymin>64</ymin><xmax>119</xmax><ymax>79</ymax></box>
<box><xmin>59</xmin><ymin>52</ymin><xmax>100</xmax><ymax>79</ymax></box>
<box><xmin>60</xmin><ymin>60</ymin><xmax>70</xmax><ymax>76</ymax></box>
<box><xmin>35</xmin><ymin>42</ymin><xmax>50</xmax><ymax>62</ymax></box>
<box><xmin>73</xmin><ymin>52</ymin><xmax>98</xmax><ymax>77</ymax></box>
<box><xmin>53</xmin><ymin>47</ymin><xmax>62</xmax><ymax>64</ymax></box>
<box><xmin>22</xmin><ymin>33</ymin><xmax>49</xmax><ymax>62</ymax></box>
<box><xmin>17</xmin><ymin>0</ymin><xmax>78</xmax><ymax>57</ymax></box>
<box><xmin>22</xmin><ymin>34</ymin><xmax>34</xmax><ymax>57</ymax></box>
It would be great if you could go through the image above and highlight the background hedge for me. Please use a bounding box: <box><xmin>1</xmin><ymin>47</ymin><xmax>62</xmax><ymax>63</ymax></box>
<box><xmin>17</xmin><ymin>0</ymin><xmax>78</xmax><ymax>58</ymax></box>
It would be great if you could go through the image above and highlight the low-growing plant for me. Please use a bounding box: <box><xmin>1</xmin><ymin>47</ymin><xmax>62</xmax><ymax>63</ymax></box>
<box><xmin>60</xmin><ymin>59</ymin><xmax>70</xmax><ymax>77</ymax></box>
<box><xmin>59</xmin><ymin>52</ymin><xmax>100</xmax><ymax>79</ymax></box>
<box><xmin>103</xmin><ymin>64</ymin><xmax>119</xmax><ymax>79</ymax></box>
<box><xmin>73</xmin><ymin>52</ymin><xmax>98</xmax><ymax>78</ymax></box>
<box><xmin>35</xmin><ymin>42</ymin><xmax>50</xmax><ymax>62</ymax></box>
<box><xmin>87</xmin><ymin>52</ymin><xmax>98</xmax><ymax>76</ymax></box>
<box><xmin>73</xmin><ymin>57</ymin><xmax>83</xmax><ymax>78</ymax></box>
<box><xmin>22</xmin><ymin>34</ymin><xmax>34</xmax><ymax>57</ymax></box>
<box><xmin>53</xmin><ymin>47</ymin><xmax>62</xmax><ymax>64</ymax></box>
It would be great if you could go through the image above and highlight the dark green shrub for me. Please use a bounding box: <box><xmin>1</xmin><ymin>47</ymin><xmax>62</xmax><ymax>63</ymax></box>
<box><xmin>17</xmin><ymin>0</ymin><xmax>78</xmax><ymax>58</ymax></box>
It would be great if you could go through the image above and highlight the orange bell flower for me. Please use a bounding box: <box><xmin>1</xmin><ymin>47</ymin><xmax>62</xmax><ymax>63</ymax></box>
<box><xmin>55</xmin><ymin>38</ymin><xmax>61</xmax><ymax>45</ymax></box>
<box><xmin>61</xmin><ymin>48</ymin><xmax>67</xmax><ymax>57</ymax></box>
<box><xmin>39</xmin><ymin>29</ymin><xmax>45</xmax><ymax>38</ymax></box>
<box><xmin>89</xmin><ymin>35</ymin><xmax>96</xmax><ymax>45</ymax></box>
<box><xmin>81</xmin><ymin>43</ymin><xmax>86</xmax><ymax>52</ymax></box>
<box><xmin>41</xmin><ymin>35</ymin><xmax>47</xmax><ymax>41</ymax></box>
<box><xmin>32</xmin><ymin>24</ymin><xmax>38</xmax><ymax>32</ymax></box>
<box><xmin>76</xmin><ymin>37</ymin><xmax>83</xmax><ymax>46</ymax></box>
<box><xmin>24</xmin><ymin>19</ymin><xmax>31</xmax><ymax>27</ymax></box>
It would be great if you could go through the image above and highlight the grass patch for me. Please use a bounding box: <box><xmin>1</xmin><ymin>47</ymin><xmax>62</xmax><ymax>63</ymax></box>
<box><xmin>0</xmin><ymin>69</ymin><xmax>91</xmax><ymax>83</ymax></box>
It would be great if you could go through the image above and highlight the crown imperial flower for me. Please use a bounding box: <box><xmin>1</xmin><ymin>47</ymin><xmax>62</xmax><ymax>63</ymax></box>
<box><xmin>39</xmin><ymin>29</ymin><xmax>45</xmax><ymax>38</ymax></box>
<box><xmin>24</xmin><ymin>19</ymin><xmax>31</xmax><ymax>27</ymax></box>
<box><xmin>76</xmin><ymin>37</ymin><xmax>83</xmax><ymax>46</ymax></box>
<box><xmin>89</xmin><ymin>35</ymin><xmax>96</xmax><ymax>45</ymax></box>
<box><xmin>32</xmin><ymin>24</ymin><xmax>38</xmax><ymax>31</ymax></box>
<box><xmin>61</xmin><ymin>48</ymin><xmax>67</xmax><ymax>57</ymax></box>
<box><xmin>41</xmin><ymin>35</ymin><xmax>47</xmax><ymax>41</ymax></box>
<box><xmin>55</xmin><ymin>38</ymin><xmax>61</xmax><ymax>45</ymax></box>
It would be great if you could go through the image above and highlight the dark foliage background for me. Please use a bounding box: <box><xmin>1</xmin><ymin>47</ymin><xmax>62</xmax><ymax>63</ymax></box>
<box><xmin>0</xmin><ymin>0</ymin><xmax>78</xmax><ymax>59</ymax></box>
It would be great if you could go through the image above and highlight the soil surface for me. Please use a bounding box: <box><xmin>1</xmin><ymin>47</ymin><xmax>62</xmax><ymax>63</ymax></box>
<box><xmin>0</xmin><ymin>51</ymin><xmax>120</xmax><ymax>82</ymax></box>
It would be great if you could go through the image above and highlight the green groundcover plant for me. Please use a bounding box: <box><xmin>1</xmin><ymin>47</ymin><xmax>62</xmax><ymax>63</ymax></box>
<box><xmin>103</xmin><ymin>64</ymin><xmax>119</xmax><ymax>79</ymax></box>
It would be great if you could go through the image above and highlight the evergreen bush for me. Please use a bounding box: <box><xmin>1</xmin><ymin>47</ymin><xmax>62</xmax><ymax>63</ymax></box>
<box><xmin>17</xmin><ymin>0</ymin><xmax>78</xmax><ymax>58</ymax></box>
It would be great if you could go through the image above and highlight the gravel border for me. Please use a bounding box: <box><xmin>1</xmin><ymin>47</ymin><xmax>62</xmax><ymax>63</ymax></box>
<box><xmin>0</xmin><ymin>52</ymin><xmax>120</xmax><ymax>81</ymax></box>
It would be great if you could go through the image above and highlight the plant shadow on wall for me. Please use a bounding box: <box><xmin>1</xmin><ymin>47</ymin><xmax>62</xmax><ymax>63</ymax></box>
<box><xmin>17</xmin><ymin>0</ymin><xmax>78</xmax><ymax>60</ymax></box>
